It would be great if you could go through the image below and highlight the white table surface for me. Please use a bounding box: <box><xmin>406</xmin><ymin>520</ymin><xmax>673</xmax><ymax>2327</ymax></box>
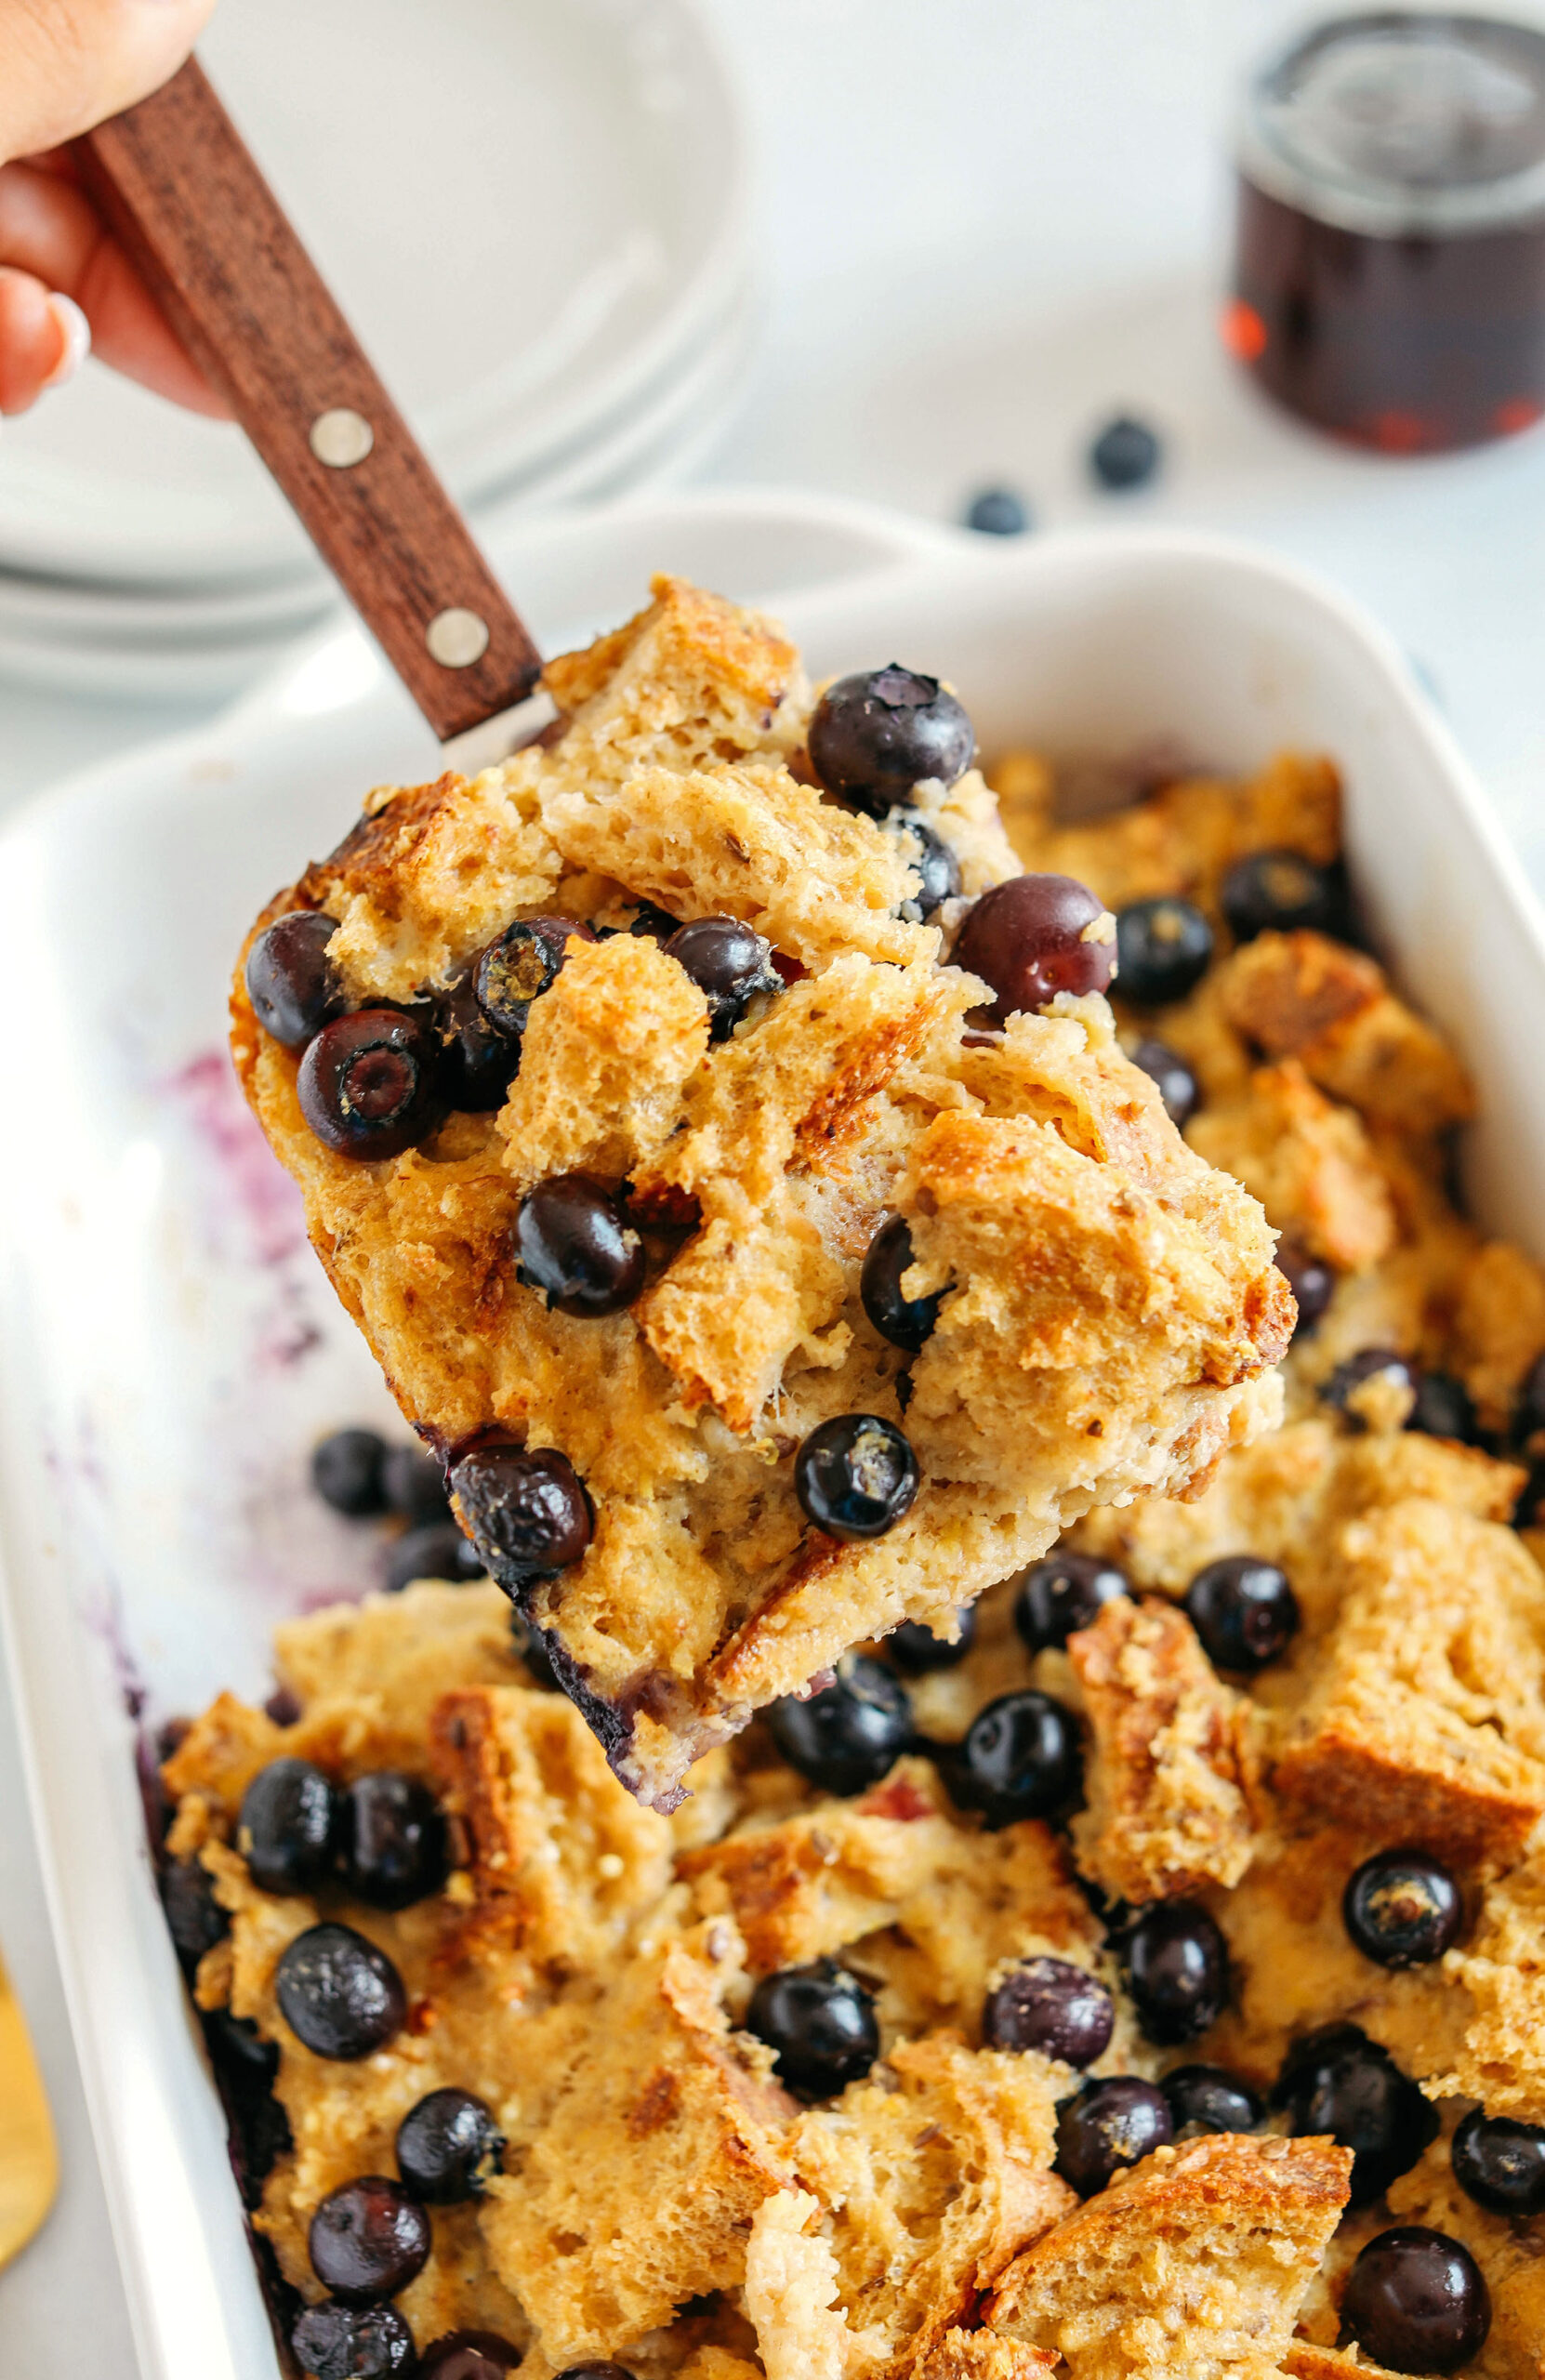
<box><xmin>4</xmin><ymin>1</ymin><xmax>1545</xmax><ymax>2367</ymax></box>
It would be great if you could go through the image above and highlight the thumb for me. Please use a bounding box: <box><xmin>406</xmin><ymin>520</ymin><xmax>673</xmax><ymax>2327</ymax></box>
<box><xmin>0</xmin><ymin>0</ymin><xmax>218</xmax><ymax>167</ymax></box>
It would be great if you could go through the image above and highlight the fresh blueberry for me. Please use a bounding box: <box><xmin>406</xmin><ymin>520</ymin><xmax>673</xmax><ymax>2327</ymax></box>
<box><xmin>340</xmin><ymin>1774</ymin><xmax>446</xmax><ymax>1911</ymax></box>
<box><xmin>627</xmin><ymin>901</ymin><xmax>680</xmax><ymax>942</ymax></box>
<box><xmin>1183</xmin><ymin>1554</ymin><xmax>1300</xmax><ymax>1673</ymax></box>
<box><xmin>884</xmin><ymin>812</ymin><xmax>963</xmax><ymax>922</ymax></box>
<box><xmin>1324</xmin><ymin>1348</ymin><xmax>1420</xmax><ymax>1431</ymax></box>
<box><xmin>950</xmin><ymin>1689</ymin><xmax>1081</xmax><ymax>1828</ymax></box>
<box><xmin>1130</xmin><ymin>1038</ymin><xmax>1200</xmax><ymax>1128</ymax></box>
<box><xmin>1161</xmin><ymin>2064</ymin><xmax>1263</xmax><ymax>2137</ymax></box>
<box><xmin>291</xmin><ymin>2300</ymin><xmax>416</xmax><ymax>2379</ymax></box>
<box><xmin>1089</xmin><ymin>416</ymin><xmax>1162</xmax><ymax>491</ymax></box>
<box><xmin>245</xmin><ymin>911</ymin><xmax>346</xmax><ymax>1050</ymax></box>
<box><xmin>1407</xmin><ymin>1371</ymin><xmax>1479</xmax><ymax>1444</ymax></box>
<box><xmin>983</xmin><ymin>1957</ymin><xmax>1114</xmax><ymax>2067</ymax></box>
<box><xmin>663</xmin><ymin>916</ymin><xmax>783</xmax><ymax>1041</ymax></box>
<box><xmin>450</xmin><ymin>1443</ymin><xmax>593</xmax><ymax>1585</ymax></box>
<box><xmin>312</xmin><ymin>1428</ymin><xmax>390</xmax><ymax>1517</ymax></box>
<box><xmin>1115</xmin><ymin>899</ymin><xmax>1212</xmax><ymax>1006</ymax></box>
<box><xmin>310</xmin><ymin>2176</ymin><xmax>431</xmax><ymax>2303</ymax></box>
<box><xmin>1274</xmin><ymin>2024</ymin><xmax>1439</xmax><ymax>2206</ymax></box>
<box><xmin>381</xmin><ymin>1443</ymin><xmax>448</xmax><ymax>1519</ymax></box>
<box><xmin>767</xmin><ymin>1655</ymin><xmax>913</xmax><ymax>1796</ymax></box>
<box><xmin>160</xmin><ymin>1858</ymin><xmax>229</xmax><ymax>1964</ymax></box>
<box><xmin>1274</xmin><ymin>1237</ymin><xmax>1334</xmax><ymax>1336</ymax></box>
<box><xmin>475</xmin><ymin>916</ymin><xmax>595</xmax><ymax>1038</ymax></box>
<box><xmin>1054</xmin><ymin>2078</ymin><xmax>1173</xmax><ymax>2196</ymax></box>
<box><xmin>419</xmin><ymin>2336</ymin><xmax>523</xmax><ymax>2380</ymax></box>
<box><xmin>888</xmin><ymin>1605</ymin><xmax>977</xmax><ymax>1673</ymax></box>
<box><xmin>298</xmin><ymin>1009</ymin><xmax>443</xmax><ymax>1160</ymax></box>
<box><xmin>1125</xmin><ymin>1903</ymin><xmax>1229</xmax><ymax>2043</ymax></box>
<box><xmin>396</xmin><ymin>2088</ymin><xmax>505</xmax><ymax>2202</ymax></box>
<box><xmin>861</xmin><ymin>1214</ymin><xmax>944</xmax><ymax>1355</ymax></box>
<box><xmin>1015</xmin><ymin>1551</ymin><xmax>1131</xmax><ymax>1653</ymax></box>
<box><xmin>1343</xmin><ymin>1850</ymin><xmax>1462</xmax><ymax>1969</ymax></box>
<box><xmin>382</xmin><ymin>1521</ymin><xmax>486</xmax><ymax>1594</ymax></box>
<box><xmin>1340</xmin><ymin>2227</ymin><xmax>1491</xmax><ymax>2374</ymax></box>
<box><xmin>1451</xmin><ymin>2106</ymin><xmax>1545</xmax><ymax>2217</ymax></box>
<box><xmin>795</xmin><ymin>1415</ymin><xmax>919</xmax><ymax>1540</ymax></box>
<box><xmin>964</xmin><ymin>487</ymin><xmax>1031</xmax><ymax>536</ymax></box>
<box><xmin>952</xmin><ymin>874</ymin><xmax>1116</xmax><ymax>1024</ymax></box>
<box><xmin>276</xmin><ymin>1923</ymin><xmax>407</xmax><ymax>2060</ymax></box>
<box><xmin>746</xmin><ymin>1959</ymin><xmax>879</xmax><ymax>2097</ymax></box>
<box><xmin>238</xmin><ymin>1758</ymin><xmax>341</xmax><ymax>1896</ymax></box>
<box><xmin>515</xmin><ymin>1175</ymin><xmax>646</xmax><ymax>1318</ymax></box>
<box><xmin>433</xmin><ymin>967</ymin><xmax>521</xmax><ymax>1111</ymax></box>
<box><xmin>1221</xmin><ymin>850</ymin><xmax>1345</xmax><ymax>944</ymax></box>
<box><xmin>808</xmin><ymin>667</ymin><xmax>975</xmax><ymax>816</ymax></box>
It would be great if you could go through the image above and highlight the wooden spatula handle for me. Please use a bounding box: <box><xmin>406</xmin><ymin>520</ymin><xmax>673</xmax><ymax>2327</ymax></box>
<box><xmin>74</xmin><ymin>58</ymin><xmax>542</xmax><ymax>742</ymax></box>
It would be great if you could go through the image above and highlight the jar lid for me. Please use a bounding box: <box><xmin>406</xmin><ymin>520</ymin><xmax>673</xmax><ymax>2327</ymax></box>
<box><xmin>1238</xmin><ymin>10</ymin><xmax>1545</xmax><ymax>235</ymax></box>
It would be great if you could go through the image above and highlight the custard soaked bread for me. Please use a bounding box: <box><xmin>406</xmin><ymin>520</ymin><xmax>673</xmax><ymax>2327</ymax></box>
<box><xmin>233</xmin><ymin>581</ymin><xmax>1290</xmax><ymax>1807</ymax></box>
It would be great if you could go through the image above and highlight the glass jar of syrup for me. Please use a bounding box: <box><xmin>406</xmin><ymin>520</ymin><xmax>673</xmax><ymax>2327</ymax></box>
<box><xmin>1230</xmin><ymin>10</ymin><xmax>1545</xmax><ymax>450</ymax></box>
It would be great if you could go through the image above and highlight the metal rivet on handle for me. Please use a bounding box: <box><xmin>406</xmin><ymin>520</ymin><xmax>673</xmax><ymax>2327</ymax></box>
<box><xmin>426</xmin><ymin>607</ymin><xmax>491</xmax><ymax>668</ymax></box>
<box><xmin>309</xmin><ymin>407</ymin><xmax>375</xmax><ymax>468</ymax></box>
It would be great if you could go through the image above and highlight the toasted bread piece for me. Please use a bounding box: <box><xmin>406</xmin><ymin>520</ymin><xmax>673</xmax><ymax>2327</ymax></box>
<box><xmin>1451</xmin><ymin>1238</ymin><xmax>1545</xmax><ymax>1435</ymax></box>
<box><xmin>1187</xmin><ymin>1062</ymin><xmax>1396</xmax><ymax>1273</ymax></box>
<box><xmin>984</xmin><ymin>2134</ymin><xmax>1352</xmax><ymax>2380</ymax></box>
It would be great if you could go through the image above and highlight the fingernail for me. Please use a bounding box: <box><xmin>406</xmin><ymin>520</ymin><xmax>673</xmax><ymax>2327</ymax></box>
<box><xmin>42</xmin><ymin>294</ymin><xmax>91</xmax><ymax>390</ymax></box>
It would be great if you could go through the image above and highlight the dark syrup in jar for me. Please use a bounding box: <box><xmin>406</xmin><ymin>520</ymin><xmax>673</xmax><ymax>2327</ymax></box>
<box><xmin>1230</xmin><ymin>12</ymin><xmax>1545</xmax><ymax>450</ymax></box>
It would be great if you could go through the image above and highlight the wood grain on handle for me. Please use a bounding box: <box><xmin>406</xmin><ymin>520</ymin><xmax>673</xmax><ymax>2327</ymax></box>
<box><xmin>74</xmin><ymin>58</ymin><xmax>543</xmax><ymax>743</ymax></box>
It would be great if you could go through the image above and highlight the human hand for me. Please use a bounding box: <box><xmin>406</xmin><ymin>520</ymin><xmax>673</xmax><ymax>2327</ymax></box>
<box><xmin>0</xmin><ymin>0</ymin><xmax>227</xmax><ymax>416</ymax></box>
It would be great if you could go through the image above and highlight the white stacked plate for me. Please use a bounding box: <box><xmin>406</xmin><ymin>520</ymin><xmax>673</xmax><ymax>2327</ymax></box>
<box><xmin>0</xmin><ymin>0</ymin><xmax>755</xmax><ymax>695</ymax></box>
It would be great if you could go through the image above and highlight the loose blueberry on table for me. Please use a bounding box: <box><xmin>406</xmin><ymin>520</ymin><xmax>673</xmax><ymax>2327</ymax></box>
<box><xmin>380</xmin><ymin>1442</ymin><xmax>450</xmax><ymax>1520</ymax></box>
<box><xmin>1274</xmin><ymin>2024</ymin><xmax>1438</xmax><ymax>2206</ymax></box>
<box><xmin>1015</xmin><ymin>1550</ymin><xmax>1130</xmax><ymax>1653</ymax></box>
<box><xmin>396</xmin><ymin>2088</ymin><xmax>506</xmax><ymax>2202</ymax></box>
<box><xmin>795</xmin><ymin>1413</ymin><xmax>919</xmax><ymax>1540</ymax></box>
<box><xmin>948</xmin><ymin>1688</ymin><xmax>1081</xmax><ymax>1827</ymax></box>
<box><xmin>1114</xmin><ymin>896</ymin><xmax>1213</xmax><ymax>1006</ymax></box>
<box><xmin>1123</xmin><ymin>1903</ymin><xmax>1230</xmax><ymax>2043</ymax></box>
<box><xmin>309</xmin><ymin>2175</ymin><xmax>431</xmax><ymax>2303</ymax></box>
<box><xmin>1183</xmin><ymin>1554</ymin><xmax>1300</xmax><ymax>1673</ymax></box>
<box><xmin>1089</xmin><ymin>415</ymin><xmax>1162</xmax><ymax>491</ymax></box>
<box><xmin>291</xmin><ymin>2299</ymin><xmax>416</xmax><ymax>2380</ymax></box>
<box><xmin>298</xmin><ymin>1009</ymin><xmax>443</xmax><ymax>1160</ymax></box>
<box><xmin>1339</xmin><ymin>2226</ymin><xmax>1491</xmax><ymax>2373</ymax></box>
<box><xmin>860</xmin><ymin>1213</ymin><xmax>945</xmax><ymax>1355</ymax></box>
<box><xmin>746</xmin><ymin>1959</ymin><xmax>879</xmax><ymax>2097</ymax></box>
<box><xmin>1129</xmin><ymin>1037</ymin><xmax>1200</xmax><ymax>1128</ymax></box>
<box><xmin>1342</xmin><ymin>1849</ymin><xmax>1462</xmax><ymax>1968</ymax></box>
<box><xmin>275</xmin><ymin>1923</ymin><xmax>407</xmax><ymax>2061</ymax></box>
<box><xmin>245</xmin><ymin>909</ymin><xmax>346</xmax><ymax>1050</ymax></box>
<box><xmin>888</xmin><ymin>1603</ymin><xmax>977</xmax><ymax>1672</ymax></box>
<box><xmin>983</xmin><ymin>1956</ymin><xmax>1114</xmax><ymax>2067</ymax></box>
<box><xmin>663</xmin><ymin>914</ymin><xmax>782</xmax><ymax>1039</ymax></box>
<box><xmin>1160</xmin><ymin>2064</ymin><xmax>1263</xmax><ymax>2137</ymax></box>
<box><xmin>312</xmin><ymin>1426</ymin><xmax>390</xmax><ymax>1516</ymax></box>
<box><xmin>515</xmin><ymin>1174</ymin><xmax>646</xmax><ymax>1317</ymax></box>
<box><xmin>340</xmin><ymin>1772</ymin><xmax>447</xmax><ymax>1910</ymax></box>
<box><xmin>238</xmin><ymin>1756</ymin><xmax>340</xmax><ymax>1896</ymax></box>
<box><xmin>1450</xmin><ymin>2105</ymin><xmax>1545</xmax><ymax>2216</ymax></box>
<box><xmin>808</xmin><ymin>666</ymin><xmax>975</xmax><ymax>816</ymax></box>
<box><xmin>1054</xmin><ymin>2077</ymin><xmax>1172</xmax><ymax>2196</ymax></box>
<box><xmin>383</xmin><ymin>1521</ymin><xmax>487</xmax><ymax>1594</ymax></box>
<box><xmin>767</xmin><ymin>1654</ymin><xmax>913</xmax><ymax>1796</ymax></box>
<box><xmin>963</xmin><ymin>486</ymin><xmax>1031</xmax><ymax>536</ymax></box>
<box><xmin>951</xmin><ymin>872</ymin><xmax>1116</xmax><ymax>1025</ymax></box>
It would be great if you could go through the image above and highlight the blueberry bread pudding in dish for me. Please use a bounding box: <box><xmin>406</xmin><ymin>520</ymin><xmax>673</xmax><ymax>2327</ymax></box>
<box><xmin>231</xmin><ymin>579</ymin><xmax>1292</xmax><ymax>1810</ymax></box>
<box><xmin>176</xmin><ymin>731</ymin><xmax>1545</xmax><ymax>2380</ymax></box>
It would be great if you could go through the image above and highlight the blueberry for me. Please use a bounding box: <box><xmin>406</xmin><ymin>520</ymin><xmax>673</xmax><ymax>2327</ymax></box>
<box><xmin>627</xmin><ymin>901</ymin><xmax>680</xmax><ymax>942</ymax></box>
<box><xmin>551</xmin><ymin>2367</ymin><xmax>634</xmax><ymax>2380</ymax></box>
<box><xmin>1274</xmin><ymin>1237</ymin><xmax>1334</xmax><ymax>1336</ymax></box>
<box><xmin>1324</xmin><ymin>1348</ymin><xmax>1419</xmax><ymax>1431</ymax></box>
<box><xmin>1340</xmin><ymin>2227</ymin><xmax>1491</xmax><ymax>2374</ymax></box>
<box><xmin>795</xmin><ymin>1414</ymin><xmax>919</xmax><ymax>1540</ymax></box>
<box><xmin>312</xmin><ymin>1428</ymin><xmax>389</xmax><ymax>1517</ymax></box>
<box><xmin>983</xmin><ymin>1957</ymin><xmax>1114</xmax><ymax>2067</ymax></box>
<box><xmin>433</xmin><ymin>967</ymin><xmax>521</xmax><ymax>1111</ymax></box>
<box><xmin>474</xmin><ymin>916</ymin><xmax>595</xmax><ymax>1038</ymax></box>
<box><xmin>1515</xmin><ymin>1459</ymin><xmax>1545</xmax><ymax>1532</ymax></box>
<box><xmin>160</xmin><ymin>1857</ymin><xmax>229</xmax><ymax>1964</ymax></box>
<box><xmin>884</xmin><ymin>812</ymin><xmax>963</xmax><ymax>923</ymax></box>
<box><xmin>509</xmin><ymin>1611</ymin><xmax>561</xmax><ymax>1690</ymax></box>
<box><xmin>515</xmin><ymin>1175</ymin><xmax>646</xmax><ymax>1318</ymax></box>
<box><xmin>245</xmin><ymin>911</ymin><xmax>346</xmax><ymax>1050</ymax></box>
<box><xmin>1115</xmin><ymin>899</ymin><xmax>1213</xmax><ymax>1006</ymax></box>
<box><xmin>964</xmin><ymin>487</ymin><xmax>1030</xmax><ymax>536</ymax></box>
<box><xmin>1130</xmin><ymin>1038</ymin><xmax>1200</xmax><ymax>1129</ymax></box>
<box><xmin>276</xmin><ymin>1923</ymin><xmax>407</xmax><ymax>2059</ymax></box>
<box><xmin>382</xmin><ymin>1521</ymin><xmax>486</xmax><ymax>1594</ymax></box>
<box><xmin>950</xmin><ymin>1689</ymin><xmax>1081</xmax><ymax>1828</ymax></box>
<box><xmin>310</xmin><ymin>2176</ymin><xmax>431</xmax><ymax>2303</ymax></box>
<box><xmin>203</xmin><ymin>2006</ymin><xmax>280</xmax><ymax>2091</ymax></box>
<box><xmin>808</xmin><ymin>667</ymin><xmax>975</xmax><ymax>816</ymax></box>
<box><xmin>767</xmin><ymin>1655</ymin><xmax>912</xmax><ymax>1796</ymax></box>
<box><xmin>1161</xmin><ymin>2063</ymin><xmax>1263</xmax><ymax>2138</ymax></box>
<box><xmin>1516</xmin><ymin>1350</ymin><xmax>1545</xmax><ymax>1441</ymax></box>
<box><xmin>1451</xmin><ymin>2106</ymin><xmax>1545</xmax><ymax>2216</ymax></box>
<box><xmin>1343</xmin><ymin>1850</ymin><xmax>1462</xmax><ymax>1969</ymax></box>
<box><xmin>888</xmin><ymin>1605</ymin><xmax>977</xmax><ymax>1673</ymax></box>
<box><xmin>340</xmin><ymin>1774</ymin><xmax>446</xmax><ymax>1911</ymax></box>
<box><xmin>1274</xmin><ymin>2025</ymin><xmax>1439</xmax><ymax>2206</ymax></box>
<box><xmin>1407</xmin><ymin>1371</ymin><xmax>1479</xmax><ymax>1444</ymax></box>
<box><xmin>1221</xmin><ymin>850</ymin><xmax>1344</xmax><ymax>944</ymax></box>
<box><xmin>1183</xmin><ymin>1554</ymin><xmax>1300</xmax><ymax>1673</ymax></box>
<box><xmin>419</xmin><ymin>2336</ymin><xmax>523</xmax><ymax>2380</ymax></box>
<box><xmin>450</xmin><ymin>1443</ymin><xmax>593</xmax><ymax>1585</ymax></box>
<box><xmin>396</xmin><ymin>2087</ymin><xmax>505</xmax><ymax>2202</ymax></box>
<box><xmin>663</xmin><ymin>916</ymin><xmax>782</xmax><ymax>1041</ymax></box>
<box><xmin>1125</xmin><ymin>1904</ymin><xmax>1229</xmax><ymax>2043</ymax></box>
<box><xmin>1054</xmin><ymin>2077</ymin><xmax>1172</xmax><ymax>2196</ymax></box>
<box><xmin>746</xmin><ymin>1959</ymin><xmax>879</xmax><ymax>2096</ymax></box>
<box><xmin>381</xmin><ymin>1443</ymin><xmax>448</xmax><ymax>1519</ymax></box>
<box><xmin>1015</xmin><ymin>1551</ymin><xmax>1130</xmax><ymax>1653</ymax></box>
<box><xmin>861</xmin><ymin>1215</ymin><xmax>944</xmax><ymax>1355</ymax></box>
<box><xmin>291</xmin><ymin>2301</ymin><xmax>416</xmax><ymax>2379</ymax></box>
<box><xmin>238</xmin><ymin>1758</ymin><xmax>340</xmax><ymax>1896</ymax></box>
<box><xmin>298</xmin><ymin>1009</ymin><xmax>443</xmax><ymax>1160</ymax></box>
<box><xmin>952</xmin><ymin>874</ymin><xmax>1116</xmax><ymax>1024</ymax></box>
<box><xmin>1089</xmin><ymin>416</ymin><xmax>1162</xmax><ymax>492</ymax></box>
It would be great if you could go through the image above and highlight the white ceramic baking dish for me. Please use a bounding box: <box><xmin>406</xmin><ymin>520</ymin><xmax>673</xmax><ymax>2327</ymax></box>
<box><xmin>4</xmin><ymin>490</ymin><xmax>1543</xmax><ymax>2380</ymax></box>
